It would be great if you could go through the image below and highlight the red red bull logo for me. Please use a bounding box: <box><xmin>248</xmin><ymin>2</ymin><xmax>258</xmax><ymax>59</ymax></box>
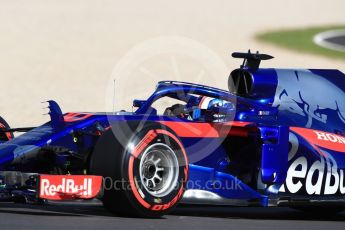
<box><xmin>39</xmin><ymin>175</ymin><xmax>103</xmax><ymax>200</ymax></box>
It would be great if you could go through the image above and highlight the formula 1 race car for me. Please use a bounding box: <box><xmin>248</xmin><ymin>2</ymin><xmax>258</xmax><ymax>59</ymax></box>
<box><xmin>1</xmin><ymin>51</ymin><xmax>345</xmax><ymax>217</ymax></box>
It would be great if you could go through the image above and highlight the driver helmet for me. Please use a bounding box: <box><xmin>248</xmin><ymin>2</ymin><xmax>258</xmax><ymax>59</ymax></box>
<box><xmin>198</xmin><ymin>96</ymin><xmax>232</xmax><ymax>110</ymax></box>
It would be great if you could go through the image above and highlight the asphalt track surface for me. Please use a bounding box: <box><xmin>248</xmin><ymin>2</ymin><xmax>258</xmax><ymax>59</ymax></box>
<box><xmin>0</xmin><ymin>200</ymin><xmax>344</xmax><ymax>230</ymax></box>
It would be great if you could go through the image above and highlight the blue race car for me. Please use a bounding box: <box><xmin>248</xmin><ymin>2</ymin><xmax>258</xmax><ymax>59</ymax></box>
<box><xmin>0</xmin><ymin>51</ymin><xmax>345</xmax><ymax>217</ymax></box>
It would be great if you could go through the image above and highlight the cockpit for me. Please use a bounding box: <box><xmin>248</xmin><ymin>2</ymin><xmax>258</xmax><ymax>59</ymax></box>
<box><xmin>132</xmin><ymin>81</ymin><xmax>237</xmax><ymax>122</ymax></box>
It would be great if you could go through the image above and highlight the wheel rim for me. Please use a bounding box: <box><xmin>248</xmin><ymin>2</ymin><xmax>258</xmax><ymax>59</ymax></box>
<box><xmin>139</xmin><ymin>143</ymin><xmax>179</xmax><ymax>197</ymax></box>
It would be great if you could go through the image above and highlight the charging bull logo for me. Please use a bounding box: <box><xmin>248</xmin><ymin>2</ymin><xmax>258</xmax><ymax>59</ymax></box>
<box><xmin>272</xmin><ymin>69</ymin><xmax>345</xmax><ymax>128</ymax></box>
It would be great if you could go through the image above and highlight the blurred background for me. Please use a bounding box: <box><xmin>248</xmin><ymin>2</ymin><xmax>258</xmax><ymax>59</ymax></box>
<box><xmin>0</xmin><ymin>0</ymin><xmax>344</xmax><ymax>127</ymax></box>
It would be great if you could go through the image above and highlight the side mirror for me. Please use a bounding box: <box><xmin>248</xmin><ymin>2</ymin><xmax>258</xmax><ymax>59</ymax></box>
<box><xmin>133</xmin><ymin>100</ymin><xmax>146</xmax><ymax>108</ymax></box>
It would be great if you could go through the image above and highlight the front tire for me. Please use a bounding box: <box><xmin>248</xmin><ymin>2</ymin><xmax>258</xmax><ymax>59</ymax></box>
<box><xmin>90</xmin><ymin>122</ymin><xmax>188</xmax><ymax>217</ymax></box>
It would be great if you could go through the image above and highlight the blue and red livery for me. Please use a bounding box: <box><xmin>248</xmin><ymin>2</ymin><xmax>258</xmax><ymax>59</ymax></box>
<box><xmin>0</xmin><ymin>51</ymin><xmax>344</xmax><ymax>217</ymax></box>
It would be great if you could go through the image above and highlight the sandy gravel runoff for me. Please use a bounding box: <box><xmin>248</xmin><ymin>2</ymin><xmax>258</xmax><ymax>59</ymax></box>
<box><xmin>0</xmin><ymin>0</ymin><xmax>344</xmax><ymax>127</ymax></box>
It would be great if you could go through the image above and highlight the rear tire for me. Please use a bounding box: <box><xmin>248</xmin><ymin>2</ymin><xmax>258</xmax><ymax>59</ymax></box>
<box><xmin>90</xmin><ymin>122</ymin><xmax>188</xmax><ymax>217</ymax></box>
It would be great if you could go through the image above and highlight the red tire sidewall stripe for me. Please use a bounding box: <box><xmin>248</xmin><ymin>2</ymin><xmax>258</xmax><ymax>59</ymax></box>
<box><xmin>132</xmin><ymin>130</ymin><xmax>157</xmax><ymax>158</ymax></box>
<box><xmin>127</xmin><ymin>128</ymin><xmax>188</xmax><ymax>211</ymax></box>
<box><xmin>128</xmin><ymin>156</ymin><xmax>151</xmax><ymax>209</ymax></box>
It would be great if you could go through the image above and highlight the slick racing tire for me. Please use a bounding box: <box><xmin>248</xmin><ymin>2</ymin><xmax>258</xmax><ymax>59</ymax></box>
<box><xmin>90</xmin><ymin>122</ymin><xmax>188</xmax><ymax>217</ymax></box>
<box><xmin>0</xmin><ymin>116</ymin><xmax>13</xmax><ymax>142</ymax></box>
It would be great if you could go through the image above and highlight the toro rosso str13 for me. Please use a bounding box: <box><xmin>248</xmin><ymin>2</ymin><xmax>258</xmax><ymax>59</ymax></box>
<box><xmin>0</xmin><ymin>51</ymin><xmax>345</xmax><ymax>217</ymax></box>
